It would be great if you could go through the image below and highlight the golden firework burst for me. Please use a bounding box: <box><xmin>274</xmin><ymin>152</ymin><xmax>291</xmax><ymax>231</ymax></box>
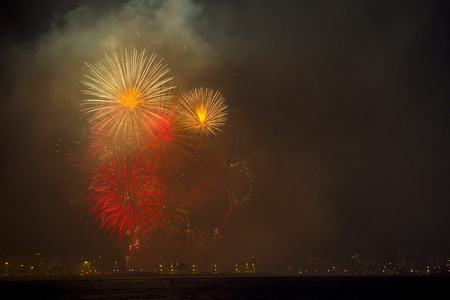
<box><xmin>177</xmin><ymin>88</ymin><xmax>228</xmax><ymax>136</ymax></box>
<box><xmin>81</xmin><ymin>49</ymin><xmax>175</xmax><ymax>142</ymax></box>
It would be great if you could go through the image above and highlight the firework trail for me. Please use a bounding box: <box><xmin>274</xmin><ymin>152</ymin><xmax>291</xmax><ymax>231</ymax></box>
<box><xmin>81</xmin><ymin>49</ymin><xmax>175</xmax><ymax>143</ymax></box>
<box><xmin>178</xmin><ymin>88</ymin><xmax>228</xmax><ymax>136</ymax></box>
<box><xmin>217</xmin><ymin>198</ymin><xmax>239</xmax><ymax>239</ymax></box>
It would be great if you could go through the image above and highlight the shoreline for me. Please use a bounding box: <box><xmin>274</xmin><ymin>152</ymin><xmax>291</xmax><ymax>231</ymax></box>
<box><xmin>1</xmin><ymin>272</ymin><xmax>447</xmax><ymax>282</ymax></box>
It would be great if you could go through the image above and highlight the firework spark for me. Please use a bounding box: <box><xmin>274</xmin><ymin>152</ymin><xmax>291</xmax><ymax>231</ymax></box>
<box><xmin>177</xmin><ymin>88</ymin><xmax>228</xmax><ymax>136</ymax></box>
<box><xmin>81</xmin><ymin>49</ymin><xmax>175</xmax><ymax>142</ymax></box>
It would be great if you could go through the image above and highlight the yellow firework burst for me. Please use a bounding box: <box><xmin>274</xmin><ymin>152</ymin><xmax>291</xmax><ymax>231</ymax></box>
<box><xmin>177</xmin><ymin>88</ymin><xmax>228</xmax><ymax>136</ymax></box>
<box><xmin>81</xmin><ymin>49</ymin><xmax>175</xmax><ymax>142</ymax></box>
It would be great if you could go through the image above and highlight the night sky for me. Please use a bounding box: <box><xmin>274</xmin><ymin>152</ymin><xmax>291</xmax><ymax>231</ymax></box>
<box><xmin>0</xmin><ymin>0</ymin><xmax>449</xmax><ymax>266</ymax></box>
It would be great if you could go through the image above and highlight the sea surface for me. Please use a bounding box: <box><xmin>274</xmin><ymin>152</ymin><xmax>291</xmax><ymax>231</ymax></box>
<box><xmin>1</xmin><ymin>275</ymin><xmax>446</xmax><ymax>299</ymax></box>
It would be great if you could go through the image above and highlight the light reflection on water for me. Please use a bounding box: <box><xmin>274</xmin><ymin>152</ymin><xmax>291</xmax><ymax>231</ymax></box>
<box><xmin>1</xmin><ymin>276</ymin><xmax>445</xmax><ymax>299</ymax></box>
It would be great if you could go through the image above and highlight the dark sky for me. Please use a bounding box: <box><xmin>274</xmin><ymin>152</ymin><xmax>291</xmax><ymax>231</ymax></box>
<box><xmin>0</xmin><ymin>0</ymin><xmax>449</xmax><ymax>266</ymax></box>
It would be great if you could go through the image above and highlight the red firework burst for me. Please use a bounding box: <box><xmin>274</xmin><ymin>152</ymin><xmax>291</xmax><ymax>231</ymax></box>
<box><xmin>87</xmin><ymin>150</ymin><xmax>166</xmax><ymax>239</ymax></box>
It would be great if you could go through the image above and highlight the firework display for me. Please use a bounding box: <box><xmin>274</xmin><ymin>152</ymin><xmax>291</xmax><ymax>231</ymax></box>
<box><xmin>80</xmin><ymin>49</ymin><xmax>263</xmax><ymax>253</ymax></box>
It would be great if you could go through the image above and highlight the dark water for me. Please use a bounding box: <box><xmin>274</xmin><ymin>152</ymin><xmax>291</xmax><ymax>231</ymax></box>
<box><xmin>1</xmin><ymin>276</ymin><xmax>446</xmax><ymax>299</ymax></box>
